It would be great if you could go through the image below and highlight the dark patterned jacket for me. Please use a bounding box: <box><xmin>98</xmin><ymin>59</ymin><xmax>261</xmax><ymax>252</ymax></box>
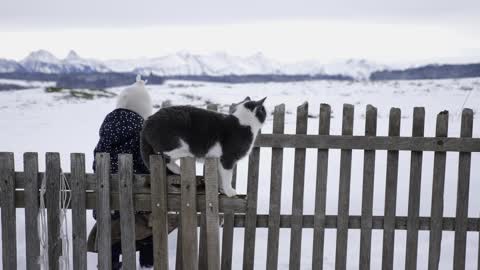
<box><xmin>93</xmin><ymin>108</ymin><xmax>149</xmax><ymax>174</ymax></box>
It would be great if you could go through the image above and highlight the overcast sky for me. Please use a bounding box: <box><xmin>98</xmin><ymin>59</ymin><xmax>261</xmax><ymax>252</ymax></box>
<box><xmin>1</xmin><ymin>0</ymin><xmax>479</xmax><ymax>63</ymax></box>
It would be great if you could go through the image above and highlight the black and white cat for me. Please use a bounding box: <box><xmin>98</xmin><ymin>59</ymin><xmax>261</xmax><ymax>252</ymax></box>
<box><xmin>140</xmin><ymin>97</ymin><xmax>267</xmax><ymax>197</ymax></box>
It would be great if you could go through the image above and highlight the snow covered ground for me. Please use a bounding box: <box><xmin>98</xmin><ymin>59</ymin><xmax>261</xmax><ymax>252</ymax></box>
<box><xmin>1</xmin><ymin>78</ymin><xmax>480</xmax><ymax>269</ymax></box>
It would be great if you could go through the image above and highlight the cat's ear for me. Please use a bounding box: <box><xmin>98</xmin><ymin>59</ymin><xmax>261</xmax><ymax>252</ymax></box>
<box><xmin>244</xmin><ymin>96</ymin><xmax>251</xmax><ymax>102</ymax></box>
<box><xmin>256</xmin><ymin>97</ymin><xmax>267</xmax><ymax>106</ymax></box>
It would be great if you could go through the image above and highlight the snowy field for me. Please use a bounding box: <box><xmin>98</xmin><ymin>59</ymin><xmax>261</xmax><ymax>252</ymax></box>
<box><xmin>1</xmin><ymin>78</ymin><xmax>480</xmax><ymax>269</ymax></box>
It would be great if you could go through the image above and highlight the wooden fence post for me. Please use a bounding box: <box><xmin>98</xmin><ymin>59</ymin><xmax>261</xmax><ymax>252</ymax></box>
<box><xmin>242</xmin><ymin>136</ymin><xmax>261</xmax><ymax>270</ymax></box>
<box><xmin>382</xmin><ymin>108</ymin><xmax>401</xmax><ymax>270</ymax></box>
<box><xmin>46</xmin><ymin>152</ymin><xmax>61</xmax><ymax>270</ymax></box>
<box><xmin>221</xmin><ymin>104</ymin><xmax>239</xmax><ymax>270</ymax></box>
<box><xmin>151</xmin><ymin>154</ymin><xmax>170</xmax><ymax>270</ymax></box>
<box><xmin>181</xmin><ymin>157</ymin><xmax>198</xmax><ymax>270</ymax></box>
<box><xmin>24</xmin><ymin>152</ymin><xmax>40</xmax><ymax>270</ymax></box>
<box><xmin>0</xmin><ymin>152</ymin><xmax>16</xmax><ymax>270</ymax></box>
<box><xmin>205</xmin><ymin>158</ymin><xmax>220</xmax><ymax>270</ymax></box>
<box><xmin>453</xmin><ymin>108</ymin><xmax>473</xmax><ymax>270</ymax></box>
<box><xmin>428</xmin><ymin>111</ymin><xmax>448</xmax><ymax>270</ymax></box>
<box><xmin>406</xmin><ymin>107</ymin><xmax>425</xmax><ymax>270</ymax></box>
<box><xmin>266</xmin><ymin>104</ymin><xmax>286</xmax><ymax>270</ymax></box>
<box><xmin>118</xmin><ymin>154</ymin><xmax>136</xmax><ymax>270</ymax></box>
<box><xmin>359</xmin><ymin>105</ymin><xmax>377</xmax><ymax>270</ymax></box>
<box><xmin>290</xmin><ymin>102</ymin><xmax>309</xmax><ymax>270</ymax></box>
<box><xmin>335</xmin><ymin>104</ymin><xmax>354</xmax><ymax>270</ymax></box>
<box><xmin>96</xmin><ymin>153</ymin><xmax>112</xmax><ymax>270</ymax></box>
<box><xmin>312</xmin><ymin>104</ymin><xmax>331</xmax><ymax>270</ymax></box>
<box><xmin>71</xmin><ymin>153</ymin><xmax>87</xmax><ymax>270</ymax></box>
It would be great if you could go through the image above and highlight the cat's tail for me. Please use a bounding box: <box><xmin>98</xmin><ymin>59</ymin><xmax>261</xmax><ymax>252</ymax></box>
<box><xmin>140</xmin><ymin>131</ymin><xmax>154</xmax><ymax>169</ymax></box>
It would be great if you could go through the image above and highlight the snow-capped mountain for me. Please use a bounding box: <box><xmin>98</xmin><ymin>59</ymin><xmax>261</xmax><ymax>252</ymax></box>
<box><xmin>1</xmin><ymin>49</ymin><xmax>390</xmax><ymax>79</ymax></box>
<box><xmin>322</xmin><ymin>59</ymin><xmax>388</xmax><ymax>80</ymax></box>
<box><xmin>20</xmin><ymin>50</ymin><xmax>64</xmax><ymax>74</ymax></box>
<box><xmin>0</xmin><ymin>58</ymin><xmax>25</xmax><ymax>73</ymax></box>
<box><xmin>19</xmin><ymin>50</ymin><xmax>111</xmax><ymax>74</ymax></box>
<box><xmin>62</xmin><ymin>50</ymin><xmax>110</xmax><ymax>73</ymax></box>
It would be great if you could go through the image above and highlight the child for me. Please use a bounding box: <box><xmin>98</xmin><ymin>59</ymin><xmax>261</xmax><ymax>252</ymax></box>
<box><xmin>87</xmin><ymin>76</ymin><xmax>175</xmax><ymax>269</ymax></box>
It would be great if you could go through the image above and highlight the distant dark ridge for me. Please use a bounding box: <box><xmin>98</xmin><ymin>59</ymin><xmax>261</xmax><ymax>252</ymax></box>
<box><xmin>0</xmin><ymin>72</ymin><xmax>59</xmax><ymax>81</ymax></box>
<box><xmin>56</xmin><ymin>72</ymin><xmax>164</xmax><ymax>89</ymax></box>
<box><xmin>0</xmin><ymin>72</ymin><xmax>165</xmax><ymax>89</ymax></box>
<box><xmin>370</xmin><ymin>63</ymin><xmax>480</xmax><ymax>80</ymax></box>
<box><xmin>164</xmin><ymin>74</ymin><xmax>353</xmax><ymax>83</ymax></box>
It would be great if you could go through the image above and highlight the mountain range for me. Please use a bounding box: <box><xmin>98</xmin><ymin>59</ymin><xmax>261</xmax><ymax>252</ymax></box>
<box><xmin>0</xmin><ymin>49</ymin><xmax>386</xmax><ymax>80</ymax></box>
<box><xmin>1</xmin><ymin>50</ymin><xmax>479</xmax><ymax>88</ymax></box>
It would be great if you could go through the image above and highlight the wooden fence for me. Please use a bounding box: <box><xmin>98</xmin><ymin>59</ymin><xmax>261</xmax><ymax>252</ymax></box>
<box><xmin>1</xmin><ymin>103</ymin><xmax>480</xmax><ymax>270</ymax></box>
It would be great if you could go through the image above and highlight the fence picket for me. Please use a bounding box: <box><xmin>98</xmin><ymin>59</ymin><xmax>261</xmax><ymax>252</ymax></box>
<box><xmin>428</xmin><ymin>111</ymin><xmax>448</xmax><ymax>270</ymax></box>
<box><xmin>382</xmin><ymin>108</ymin><xmax>401</xmax><ymax>270</ymax></box>
<box><xmin>181</xmin><ymin>157</ymin><xmax>198</xmax><ymax>270</ymax></box>
<box><xmin>221</xmin><ymin>165</ymin><xmax>237</xmax><ymax>269</ymax></box>
<box><xmin>453</xmin><ymin>108</ymin><xmax>473</xmax><ymax>270</ymax></box>
<box><xmin>24</xmin><ymin>152</ymin><xmax>40</xmax><ymax>270</ymax></box>
<box><xmin>71</xmin><ymin>153</ymin><xmax>87</xmax><ymax>270</ymax></box>
<box><xmin>221</xmin><ymin>104</ymin><xmax>239</xmax><ymax>270</ymax></box>
<box><xmin>118</xmin><ymin>154</ymin><xmax>136</xmax><ymax>270</ymax></box>
<box><xmin>335</xmin><ymin>104</ymin><xmax>354</xmax><ymax>270</ymax></box>
<box><xmin>0</xmin><ymin>152</ymin><xmax>16</xmax><ymax>270</ymax></box>
<box><xmin>359</xmin><ymin>105</ymin><xmax>377</xmax><ymax>270</ymax></box>
<box><xmin>151</xmin><ymin>154</ymin><xmax>170</xmax><ymax>270</ymax></box>
<box><xmin>96</xmin><ymin>153</ymin><xmax>112</xmax><ymax>270</ymax></box>
<box><xmin>242</xmin><ymin>143</ymin><xmax>261</xmax><ymax>270</ymax></box>
<box><xmin>46</xmin><ymin>152</ymin><xmax>61</xmax><ymax>270</ymax></box>
<box><xmin>198</xmin><ymin>103</ymin><xmax>218</xmax><ymax>269</ymax></box>
<box><xmin>406</xmin><ymin>107</ymin><xmax>425</xmax><ymax>270</ymax></box>
<box><xmin>205</xmin><ymin>158</ymin><xmax>221</xmax><ymax>270</ymax></box>
<box><xmin>289</xmin><ymin>102</ymin><xmax>309</xmax><ymax>270</ymax></box>
<box><xmin>312</xmin><ymin>104</ymin><xmax>331</xmax><ymax>270</ymax></box>
<box><xmin>266</xmin><ymin>104</ymin><xmax>286</xmax><ymax>270</ymax></box>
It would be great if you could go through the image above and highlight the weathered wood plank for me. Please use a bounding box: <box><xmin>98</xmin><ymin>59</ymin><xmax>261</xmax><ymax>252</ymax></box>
<box><xmin>24</xmin><ymin>152</ymin><xmax>40</xmax><ymax>270</ymax></box>
<box><xmin>221</xmin><ymin>174</ymin><xmax>237</xmax><ymax>268</ymax></box>
<box><xmin>405</xmin><ymin>107</ymin><xmax>425</xmax><ymax>270</ymax></box>
<box><xmin>359</xmin><ymin>105</ymin><xmax>377</xmax><ymax>270</ymax></box>
<box><xmin>181</xmin><ymin>157</ymin><xmax>198</xmax><ymax>270</ymax></box>
<box><xmin>335</xmin><ymin>104</ymin><xmax>354</xmax><ymax>270</ymax></box>
<box><xmin>266</xmin><ymin>104</ymin><xmax>286</xmax><ymax>270</ymax></box>
<box><xmin>199</xmin><ymin>103</ymin><xmax>218</xmax><ymax>270</ymax></box>
<box><xmin>176</xmin><ymin>214</ymin><xmax>183</xmax><ymax>270</ymax></box>
<box><xmin>118</xmin><ymin>154</ymin><xmax>136</xmax><ymax>270</ymax></box>
<box><xmin>150</xmin><ymin>154</ymin><xmax>170</xmax><ymax>270</ymax></box>
<box><xmin>199</xmin><ymin>214</ymin><xmax>208</xmax><ymax>270</ymax></box>
<box><xmin>453</xmin><ymin>108</ymin><xmax>473</xmax><ymax>270</ymax></box>
<box><xmin>231</xmin><ymin>215</ymin><xmax>480</xmax><ymax>230</ymax></box>
<box><xmin>290</xmin><ymin>102</ymin><xmax>309</xmax><ymax>270</ymax></box>
<box><xmin>0</xmin><ymin>152</ymin><xmax>16</xmax><ymax>270</ymax></box>
<box><xmin>46</xmin><ymin>152</ymin><xmax>61</xmax><ymax>270</ymax></box>
<box><xmin>221</xmin><ymin>104</ymin><xmax>238</xmax><ymax>270</ymax></box>
<box><xmin>312</xmin><ymin>104</ymin><xmax>331</xmax><ymax>270</ymax></box>
<box><xmin>71</xmin><ymin>153</ymin><xmax>87</xmax><ymax>270</ymax></box>
<box><xmin>254</xmin><ymin>134</ymin><xmax>480</xmax><ymax>152</ymax></box>
<box><xmin>428</xmin><ymin>111</ymin><xmax>448</xmax><ymax>270</ymax></box>
<box><xmin>382</xmin><ymin>108</ymin><xmax>401</xmax><ymax>270</ymax></box>
<box><xmin>96</xmin><ymin>153</ymin><xmax>112</xmax><ymax>270</ymax></box>
<box><xmin>205</xmin><ymin>158</ymin><xmax>221</xmax><ymax>270</ymax></box>
<box><xmin>242</xmin><ymin>146</ymin><xmax>261</xmax><ymax>270</ymax></box>
<box><xmin>9</xmin><ymin>187</ymin><xmax>480</xmax><ymax>231</ymax></box>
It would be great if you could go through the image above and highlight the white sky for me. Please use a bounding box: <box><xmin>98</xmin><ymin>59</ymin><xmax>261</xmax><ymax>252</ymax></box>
<box><xmin>1</xmin><ymin>0</ymin><xmax>480</xmax><ymax>64</ymax></box>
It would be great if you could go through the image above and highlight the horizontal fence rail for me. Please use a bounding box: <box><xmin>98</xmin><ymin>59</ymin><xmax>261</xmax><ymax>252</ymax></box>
<box><xmin>1</xmin><ymin>103</ymin><xmax>479</xmax><ymax>270</ymax></box>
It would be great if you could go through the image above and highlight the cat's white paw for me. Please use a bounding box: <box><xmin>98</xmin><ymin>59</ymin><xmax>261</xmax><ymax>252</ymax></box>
<box><xmin>166</xmin><ymin>162</ymin><xmax>181</xmax><ymax>175</ymax></box>
<box><xmin>222</xmin><ymin>188</ymin><xmax>237</xmax><ymax>197</ymax></box>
